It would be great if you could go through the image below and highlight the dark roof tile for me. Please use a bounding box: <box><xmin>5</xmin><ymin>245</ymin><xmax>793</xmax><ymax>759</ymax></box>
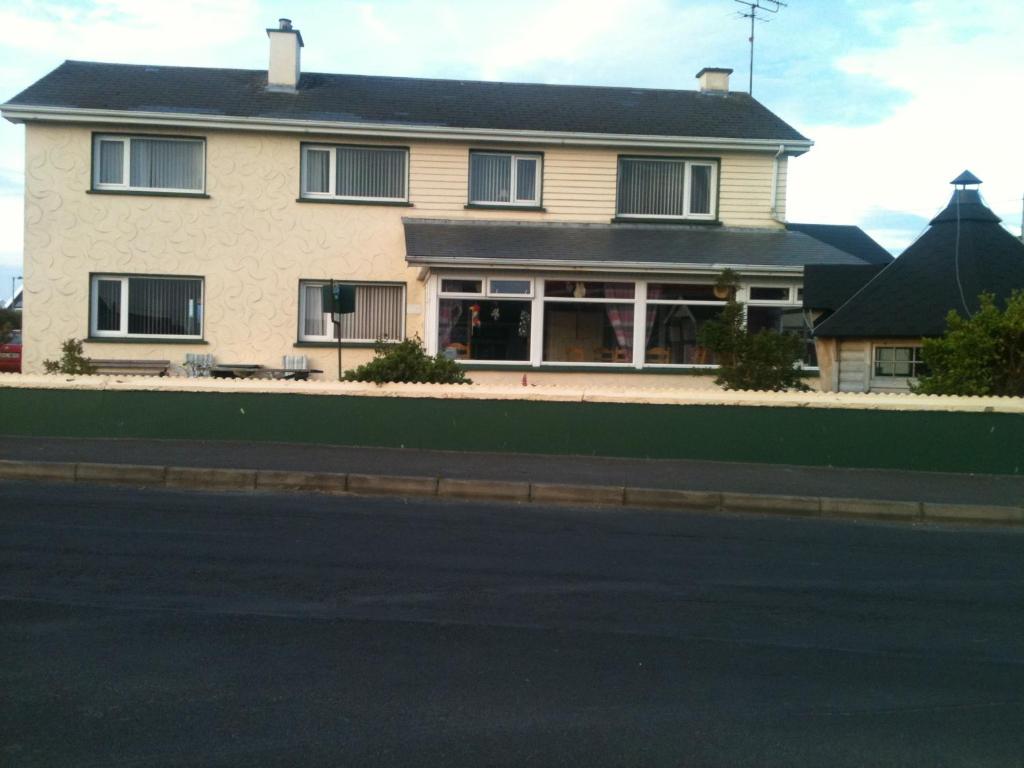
<box><xmin>404</xmin><ymin>219</ymin><xmax>868</xmax><ymax>269</ymax></box>
<box><xmin>5</xmin><ymin>60</ymin><xmax>810</xmax><ymax>142</ymax></box>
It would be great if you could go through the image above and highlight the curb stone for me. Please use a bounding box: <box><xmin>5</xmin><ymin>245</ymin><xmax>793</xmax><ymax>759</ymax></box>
<box><xmin>348</xmin><ymin>473</ymin><xmax>439</xmax><ymax>496</ymax></box>
<box><xmin>256</xmin><ymin>470</ymin><xmax>348</xmax><ymax>494</ymax></box>
<box><xmin>530</xmin><ymin>483</ymin><xmax>625</xmax><ymax>506</ymax></box>
<box><xmin>0</xmin><ymin>459</ymin><xmax>1020</xmax><ymax>527</ymax></box>
<box><xmin>166</xmin><ymin>466</ymin><xmax>257</xmax><ymax>491</ymax></box>
<box><xmin>0</xmin><ymin>459</ymin><xmax>77</xmax><ymax>482</ymax></box>
<box><xmin>821</xmin><ymin>497</ymin><xmax>922</xmax><ymax>520</ymax></box>
<box><xmin>75</xmin><ymin>462</ymin><xmax>167</xmax><ymax>486</ymax></box>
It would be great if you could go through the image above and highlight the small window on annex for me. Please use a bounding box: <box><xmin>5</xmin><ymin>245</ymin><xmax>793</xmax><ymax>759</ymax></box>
<box><xmin>874</xmin><ymin>346</ymin><xmax>927</xmax><ymax>378</ymax></box>
<box><xmin>437</xmin><ymin>278</ymin><xmax>533</xmax><ymax>362</ymax></box>
<box><xmin>644</xmin><ymin>283</ymin><xmax>727</xmax><ymax>365</ymax></box>
<box><xmin>542</xmin><ymin>281</ymin><xmax>635</xmax><ymax>364</ymax></box>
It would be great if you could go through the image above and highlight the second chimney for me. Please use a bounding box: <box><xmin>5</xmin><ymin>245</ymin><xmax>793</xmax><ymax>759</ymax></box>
<box><xmin>695</xmin><ymin>67</ymin><xmax>733</xmax><ymax>94</ymax></box>
<box><xmin>267</xmin><ymin>18</ymin><xmax>304</xmax><ymax>91</ymax></box>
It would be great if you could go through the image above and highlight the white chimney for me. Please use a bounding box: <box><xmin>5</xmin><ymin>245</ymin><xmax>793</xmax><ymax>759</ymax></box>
<box><xmin>267</xmin><ymin>18</ymin><xmax>303</xmax><ymax>92</ymax></box>
<box><xmin>695</xmin><ymin>67</ymin><xmax>733</xmax><ymax>94</ymax></box>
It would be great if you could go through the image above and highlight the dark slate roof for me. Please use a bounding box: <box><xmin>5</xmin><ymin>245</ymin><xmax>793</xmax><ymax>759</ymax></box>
<box><xmin>4</xmin><ymin>60</ymin><xmax>809</xmax><ymax>142</ymax></box>
<box><xmin>802</xmin><ymin>264</ymin><xmax>887</xmax><ymax>312</ymax></box>
<box><xmin>814</xmin><ymin>190</ymin><xmax>1024</xmax><ymax>339</ymax></box>
<box><xmin>403</xmin><ymin>219</ymin><xmax>868</xmax><ymax>270</ymax></box>
<box><xmin>786</xmin><ymin>223</ymin><xmax>893</xmax><ymax>265</ymax></box>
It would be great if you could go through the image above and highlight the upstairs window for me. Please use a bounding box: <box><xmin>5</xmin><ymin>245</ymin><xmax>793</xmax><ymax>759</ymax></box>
<box><xmin>301</xmin><ymin>145</ymin><xmax>408</xmax><ymax>202</ymax></box>
<box><xmin>469</xmin><ymin>151</ymin><xmax>541</xmax><ymax>206</ymax></box>
<box><xmin>93</xmin><ymin>135</ymin><xmax>205</xmax><ymax>194</ymax></box>
<box><xmin>616</xmin><ymin>157</ymin><xmax>717</xmax><ymax>220</ymax></box>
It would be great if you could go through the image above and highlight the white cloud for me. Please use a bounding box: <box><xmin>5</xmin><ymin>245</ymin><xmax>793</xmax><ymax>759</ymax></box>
<box><xmin>788</xmin><ymin>2</ymin><xmax>1024</xmax><ymax>250</ymax></box>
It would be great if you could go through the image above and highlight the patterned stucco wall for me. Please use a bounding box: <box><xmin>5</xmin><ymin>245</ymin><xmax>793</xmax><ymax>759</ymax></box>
<box><xmin>21</xmin><ymin>123</ymin><xmax>786</xmax><ymax>375</ymax></box>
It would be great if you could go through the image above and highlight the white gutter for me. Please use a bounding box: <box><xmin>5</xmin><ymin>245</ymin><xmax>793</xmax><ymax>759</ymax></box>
<box><xmin>405</xmin><ymin>256</ymin><xmax>803</xmax><ymax>276</ymax></box>
<box><xmin>0</xmin><ymin>104</ymin><xmax>814</xmax><ymax>154</ymax></box>
<box><xmin>770</xmin><ymin>143</ymin><xmax>785</xmax><ymax>221</ymax></box>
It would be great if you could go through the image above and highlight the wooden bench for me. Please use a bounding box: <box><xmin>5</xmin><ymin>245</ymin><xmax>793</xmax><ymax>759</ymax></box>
<box><xmin>89</xmin><ymin>358</ymin><xmax>171</xmax><ymax>377</ymax></box>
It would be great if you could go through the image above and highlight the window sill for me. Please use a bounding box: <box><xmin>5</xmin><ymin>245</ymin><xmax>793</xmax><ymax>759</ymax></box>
<box><xmin>464</xmin><ymin>203</ymin><xmax>546</xmax><ymax>212</ymax></box>
<box><xmin>296</xmin><ymin>198</ymin><xmax>413</xmax><ymax>207</ymax></box>
<box><xmin>610</xmin><ymin>217</ymin><xmax>721</xmax><ymax>226</ymax></box>
<box><xmin>88</xmin><ymin>189</ymin><xmax>209</xmax><ymax>199</ymax></box>
<box><xmin>294</xmin><ymin>341</ymin><xmax>380</xmax><ymax>348</ymax></box>
<box><xmin>86</xmin><ymin>337</ymin><xmax>208</xmax><ymax>345</ymax></box>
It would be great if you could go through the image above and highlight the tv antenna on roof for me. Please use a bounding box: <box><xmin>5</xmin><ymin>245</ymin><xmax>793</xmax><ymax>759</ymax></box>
<box><xmin>734</xmin><ymin>0</ymin><xmax>787</xmax><ymax>96</ymax></box>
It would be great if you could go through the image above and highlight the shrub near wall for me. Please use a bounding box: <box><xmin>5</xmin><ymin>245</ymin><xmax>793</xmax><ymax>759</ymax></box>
<box><xmin>0</xmin><ymin>385</ymin><xmax>1021</xmax><ymax>475</ymax></box>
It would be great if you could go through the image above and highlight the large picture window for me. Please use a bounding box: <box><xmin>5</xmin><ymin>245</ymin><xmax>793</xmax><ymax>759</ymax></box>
<box><xmin>437</xmin><ymin>278</ymin><xmax>533</xmax><ymax>361</ymax></box>
<box><xmin>616</xmin><ymin>157</ymin><xmax>717</xmax><ymax>220</ymax></box>
<box><xmin>542</xmin><ymin>281</ymin><xmax>635</xmax><ymax>364</ymax></box>
<box><xmin>431</xmin><ymin>275</ymin><xmax>809</xmax><ymax>369</ymax></box>
<box><xmin>644</xmin><ymin>283</ymin><xmax>727</xmax><ymax>365</ymax></box>
<box><xmin>469</xmin><ymin>151</ymin><xmax>541</xmax><ymax>206</ymax></box>
<box><xmin>301</xmin><ymin>145</ymin><xmax>408</xmax><ymax>202</ymax></box>
<box><xmin>298</xmin><ymin>281</ymin><xmax>405</xmax><ymax>342</ymax></box>
<box><xmin>90</xmin><ymin>275</ymin><xmax>203</xmax><ymax>339</ymax></box>
<box><xmin>92</xmin><ymin>135</ymin><xmax>205</xmax><ymax>194</ymax></box>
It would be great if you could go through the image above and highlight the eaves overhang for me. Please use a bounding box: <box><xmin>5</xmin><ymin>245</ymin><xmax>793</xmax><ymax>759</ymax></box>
<box><xmin>404</xmin><ymin>254</ymin><xmax>805</xmax><ymax>276</ymax></box>
<box><xmin>0</xmin><ymin>104</ymin><xmax>815</xmax><ymax>154</ymax></box>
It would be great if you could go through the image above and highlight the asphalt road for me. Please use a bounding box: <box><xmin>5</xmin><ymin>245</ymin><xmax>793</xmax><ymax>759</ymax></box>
<box><xmin>2</xmin><ymin>481</ymin><xmax>1023</xmax><ymax>767</ymax></box>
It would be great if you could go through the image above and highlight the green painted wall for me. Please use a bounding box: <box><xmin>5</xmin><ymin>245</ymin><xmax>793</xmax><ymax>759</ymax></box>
<box><xmin>0</xmin><ymin>388</ymin><xmax>1021</xmax><ymax>474</ymax></box>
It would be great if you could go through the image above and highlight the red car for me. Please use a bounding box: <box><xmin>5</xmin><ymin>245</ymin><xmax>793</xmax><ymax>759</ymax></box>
<box><xmin>0</xmin><ymin>330</ymin><xmax>22</xmax><ymax>373</ymax></box>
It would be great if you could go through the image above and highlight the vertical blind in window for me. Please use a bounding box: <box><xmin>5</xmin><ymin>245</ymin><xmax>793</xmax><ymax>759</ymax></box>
<box><xmin>470</xmin><ymin>154</ymin><xmax>513</xmax><ymax>203</ymax></box>
<box><xmin>516</xmin><ymin>159</ymin><xmax>537</xmax><ymax>202</ymax></box>
<box><xmin>127</xmin><ymin>277</ymin><xmax>203</xmax><ymax>336</ymax></box>
<box><xmin>690</xmin><ymin>164</ymin><xmax>712</xmax><ymax>214</ymax></box>
<box><xmin>301</xmin><ymin>283</ymin><xmax>404</xmax><ymax>341</ymax></box>
<box><xmin>97</xmin><ymin>141</ymin><xmax>124</xmax><ymax>185</ymax></box>
<box><xmin>617</xmin><ymin>158</ymin><xmax>687</xmax><ymax>216</ymax></box>
<box><xmin>128</xmin><ymin>139</ymin><xmax>203</xmax><ymax>191</ymax></box>
<box><xmin>303</xmin><ymin>149</ymin><xmax>331</xmax><ymax>194</ymax></box>
<box><xmin>96</xmin><ymin>279</ymin><xmax>122</xmax><ymax>331</ymax></box>
<box><xmin>336</xmin><ymin>147</ymin><xmax>406</xmax><ymax>199</ymax></box>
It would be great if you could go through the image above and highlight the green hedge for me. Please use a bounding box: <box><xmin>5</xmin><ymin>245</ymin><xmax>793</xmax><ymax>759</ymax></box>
<box><xmin>0</xmin><ymin>388</ymin><xmax>1020</xmax><ymax>474</ymax></box>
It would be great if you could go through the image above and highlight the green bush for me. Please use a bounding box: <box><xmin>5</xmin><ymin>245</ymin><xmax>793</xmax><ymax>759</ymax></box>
<box><xmin>913</xmin><ymin>291</ymin><xmax>1024</xmax><ymax>397</ymax></box>
<box><xmin>43</xmin><ymin>338</ymin><xmax>95</xmax><ymax>375</ymax></box>
<box><xmin>0</xmin><ymin>307</ymin><xmax>19</xmax><ymax>344</ymax></box>
<box><xmin>343</xmin><ymin>336</ymin><xmax>471</xmax><ymax>384</ymax></box>
<box><xmin>698</xmin><ymin>271</ymin><xmax>808</xmax><ymax>392</ymax></box>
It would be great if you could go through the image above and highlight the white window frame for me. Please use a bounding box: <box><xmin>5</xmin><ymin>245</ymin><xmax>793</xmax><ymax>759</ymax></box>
<box><xmin>615</xmin><ymin>156</ymin><xmax>718</xmax><ymax>221</ymax></box>
<box><xmin>300</xmin><ymin>144</ymin><xmax>409</xmax><ymax>203</ymax></box>
<box><xmin>298</xmin><ymin>280</ymin><xmax>406</xmax><ymax>343</ymax></box>
<box><xmin>872</xmin><ymin>345</ymin><xmax>926</xmax><ymax>379</ymax></box>
<box><xmin>642</xmin><ymin>281</ymin><xmax>729</xmax><ymax>369</ymax></box>
<box><xmin>468</xmin><ymin>151</ymin><xmax>542</xmax><ymax>207</ymax></box>
<box><xmin>429</xmin><ymin>275</ymin><xmax>814</xmax><ymax>370</ymax></box>
<box><xmin>92</xmin><ymin>135</ymin><xmax>206</xmax><ymax>194</ymax></box>
<box><xmin>89</xmin><ymin>274</ymin><xmax>204</xmax><ymax>340</ymax></box>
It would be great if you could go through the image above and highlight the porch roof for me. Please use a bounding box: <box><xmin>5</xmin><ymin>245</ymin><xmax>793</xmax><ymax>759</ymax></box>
<box><xmin>403</xmin><ymin>218</ymin><xmax>869</xmax><ymax>272</ymax></box>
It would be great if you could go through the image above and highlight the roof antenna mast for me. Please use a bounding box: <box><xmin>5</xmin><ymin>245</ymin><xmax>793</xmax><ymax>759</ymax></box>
<box><xmin>734</xmin><ymin>0</ymin><xmax>787</xmax><ymax>96</ymax></box>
